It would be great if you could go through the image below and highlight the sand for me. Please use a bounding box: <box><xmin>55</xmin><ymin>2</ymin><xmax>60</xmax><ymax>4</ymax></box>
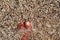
<box><xmin>0</xmin><ymin>0</ymin><xmax>60</xmax><ymax>40</ymax></box>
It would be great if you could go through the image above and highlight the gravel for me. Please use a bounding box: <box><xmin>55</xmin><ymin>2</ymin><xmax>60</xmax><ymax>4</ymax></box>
<box><xmin>0</xmin><ymin>0</ymin><xmax>60</xmax><ymax>40</ymax></box>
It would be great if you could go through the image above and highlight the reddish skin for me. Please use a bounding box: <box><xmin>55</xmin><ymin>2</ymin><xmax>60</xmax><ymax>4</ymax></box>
<box><xmin>24</xmin><ymin>21</ymin><xmax>31</xmax><ymax>30</ymax></box>
<box><xmin>21</xmin><ymin>21</ymin><xmax>31</xmax><ymax>40</ymax></box>
<box><xmin>17</xmin><ymin>21</ymin><xmax>24</xmax><ymax>29</ymax></box>
<box><xmin>17</xmin><ymin>21</ymin><xmax>31</xmax><ymax>40</ymax></box>
<box><xmin>21</xmin><ymin>32</ymin><xmax>29</xmax><ymax>40</ymax></box>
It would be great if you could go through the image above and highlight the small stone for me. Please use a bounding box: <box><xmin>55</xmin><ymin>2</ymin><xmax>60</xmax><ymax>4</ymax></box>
<box><xmin>2</xmin><ymin>9</ymin><xmax>5</xmax><ymax>12</ymax></box>
<box><xmin>46</xmin><ymin>23</ymin><xmax>51</xmax><ymax>27</ymax></box>
<box><xmin>45</xmin><ymin>10</ymin><xmax>48</xmax><ymax>13</ymax></box>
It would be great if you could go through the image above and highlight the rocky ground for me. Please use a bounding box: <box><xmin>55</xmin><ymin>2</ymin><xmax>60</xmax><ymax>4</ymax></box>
<box><xmin>0</xmin><ymin>0</ymin><xmax>60</xmax><ymax>40</ymax></box>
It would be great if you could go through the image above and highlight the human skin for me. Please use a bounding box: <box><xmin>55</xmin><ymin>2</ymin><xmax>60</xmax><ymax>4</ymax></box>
<box><xmin>17</xmin><ymin>20</ymin><xmax>31</xmax><ymax>40</ymax></box>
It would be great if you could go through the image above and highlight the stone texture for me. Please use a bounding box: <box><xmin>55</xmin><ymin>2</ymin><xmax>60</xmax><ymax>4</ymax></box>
<box><xmin>0</xmin><ymin>0</ymin><xmax>60</xmax><ymax>40</ymax></box>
